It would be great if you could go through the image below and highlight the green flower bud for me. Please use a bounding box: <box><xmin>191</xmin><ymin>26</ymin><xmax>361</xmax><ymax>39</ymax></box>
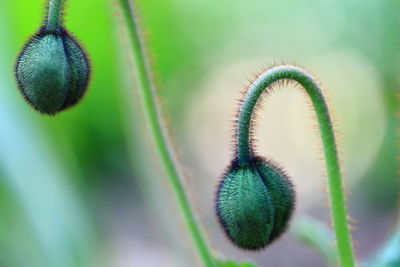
<box><xmin>15</xmin><ymin>27</ymin><xmax>90</xmax><ymax>115</ymax></box>
<box><xmin>216</xmin><ymin>157</ymin><xmax>295</xmax><ymax>250</ymax></box>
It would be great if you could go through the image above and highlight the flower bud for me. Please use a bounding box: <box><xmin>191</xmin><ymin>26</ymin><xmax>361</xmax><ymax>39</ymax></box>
<box><xmin>15</xmin><ymin>27</ymin><xmax>90</xmax><ymax>115</ymax></box>
<box><xmin>216</xmin><ymin>157</ymin><xmax>295</xmax><ymax>250</ymax></box>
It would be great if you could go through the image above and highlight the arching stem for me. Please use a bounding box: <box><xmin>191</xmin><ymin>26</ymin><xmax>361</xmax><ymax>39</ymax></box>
<box><xmin>45</xmin><ymin>0</ymin><xmax>63</xmax><ymax>32</ymax></box>
<box><xmin>116</xmin><ymin>1</ymin><xmax>215</xmax><ymax>266</ymax></box>
<box><xmin>236</xmin><ymin>65</ymin><xmax>355</xmax><ymax>267</ymax></box>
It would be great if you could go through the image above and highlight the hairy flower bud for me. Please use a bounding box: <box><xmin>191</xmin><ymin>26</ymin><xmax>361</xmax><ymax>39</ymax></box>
<box><xmin>15</xmin><ymin>27</ymin><xmax>90</xmax><ymax>115</ymax></box>
<box><xmin>216</xmin><ymin>157</ymin><xmax>295</xmax><ymax>250</ymax></box>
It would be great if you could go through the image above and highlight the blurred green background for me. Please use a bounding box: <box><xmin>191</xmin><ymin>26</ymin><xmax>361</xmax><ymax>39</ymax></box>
<box><xmin>0</xmin><ymin>0</ymin><xmax>398</xmax><ymax>266</ymax></box>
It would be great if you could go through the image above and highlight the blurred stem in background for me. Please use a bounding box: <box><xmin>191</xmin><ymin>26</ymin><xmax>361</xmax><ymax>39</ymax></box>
<box><xmin>292</xmin><ymin>216</ymin><xmax>338</xmax><ymax>267</ymax></box>
<box><xmin>116</xmin><ymin>0</ymin><xmax>215</xmax><ymax>266</ymax></box>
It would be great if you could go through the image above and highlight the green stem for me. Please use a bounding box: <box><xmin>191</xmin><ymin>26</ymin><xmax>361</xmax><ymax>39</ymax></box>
<box><xmin>237</xmin><ymin>65</ymin><xmax>355</xmax><ymax>267</ymax></box>
<box><xmin>45</xmin><ymin>0</ymin><xmax>63</xmax><ymax>31</ymax></box>
<box><xmin>116</xmin><ymin>1</ymin><xmax>215</xmax><ymax>266</ymax></box>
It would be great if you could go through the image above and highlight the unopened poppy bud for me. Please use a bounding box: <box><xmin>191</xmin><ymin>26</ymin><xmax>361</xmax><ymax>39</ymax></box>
<box><xmin>216</xmin><ymin>157</ymin><xmax>295</xmax><ymax>250</ymax></box>
<box><xmin>15</xmin><ymin>0</ymin><xmax>90</xmax><ymax>115</ymax></box>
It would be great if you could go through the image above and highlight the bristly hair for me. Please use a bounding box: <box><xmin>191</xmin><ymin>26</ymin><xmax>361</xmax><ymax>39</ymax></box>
<box><xmin>59</xmin><ymin>27</ymin><xmax>91</xmax><ymax>110</ymax></box>
<box><xmin>214</xmin><ymin>155</ymin><xmax>296</xmax><ymax>250</ymax></box>
<box><xmin>42</xmin><ymin>0</ymin><xmax>67</xmax><ymax>30</ymax></box>
<box><xmin>14</xmin><ymin>25</ymin><xmax>91</xmax><ymax>115</ymax></box>
<box><xmin>15</xmin><ymin>0</ymin><xmax>91</xmax><ymax>115</ymax></box>
<box><xmin>231</xmin><ymin>62</ymin><xmax>319</xmax><ymax>162</ymax></box>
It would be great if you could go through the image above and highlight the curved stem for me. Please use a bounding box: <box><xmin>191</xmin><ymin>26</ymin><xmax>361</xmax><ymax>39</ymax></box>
<box><xmin>116</xmin><ymin>1</ymin><xmax>215</xmax><ymax>266</ymax></box>
<box><xmin>45</xmin><ymin>0</ymin><xmax>63</xmax><ymax>32</ymax></box>
<box><xmin>237</xmin><ymin>65</ymin><xmax>355</xmax><ymax>267</ymax></box>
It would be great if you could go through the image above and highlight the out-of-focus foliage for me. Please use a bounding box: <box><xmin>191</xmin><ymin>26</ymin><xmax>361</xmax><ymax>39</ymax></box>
<box><xmin>340</xmin><ymin>0</ymin><xmax>399</xmax><ymax>207</ymax></box>
<box><xmin>292</xmin><ymin>216</ymin><xmax>338</xmax><ymax>266</ymax></box>
<box><xmin>364</xmin><ymin>227</ymin><xmax>400</xmax><ymax>267</ymax></box>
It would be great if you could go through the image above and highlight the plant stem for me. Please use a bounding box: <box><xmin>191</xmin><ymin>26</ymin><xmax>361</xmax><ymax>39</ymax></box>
<box><xmin>236</xmin><ymin>65</ymin><xmax>355</xmax><ymax>267</ymax></box>
<box><xmin>116</xmin><ymin>1</ymin><xmax>215</xmax><ymax>266</ymax></box>
<box><xmin>45</xmin><ymin>0</ymin><xmax>63</xmax><ymax>31</ymax></box>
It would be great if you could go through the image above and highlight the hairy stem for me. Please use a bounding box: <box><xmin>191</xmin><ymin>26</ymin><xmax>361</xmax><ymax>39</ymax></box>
<box><xmin>237</xmin><ymin>65</ymin><xmax>355</xmax><ymax>267</ymax></box>
<box><xmin>45</xmin><ymin>0</ymin><xmax>63</xmax><ymax>31</ymax></box>
<box><xmin>116</xmin><ymin>1</ymin><xmax>215</xmax><ymax>266</ymax></box>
